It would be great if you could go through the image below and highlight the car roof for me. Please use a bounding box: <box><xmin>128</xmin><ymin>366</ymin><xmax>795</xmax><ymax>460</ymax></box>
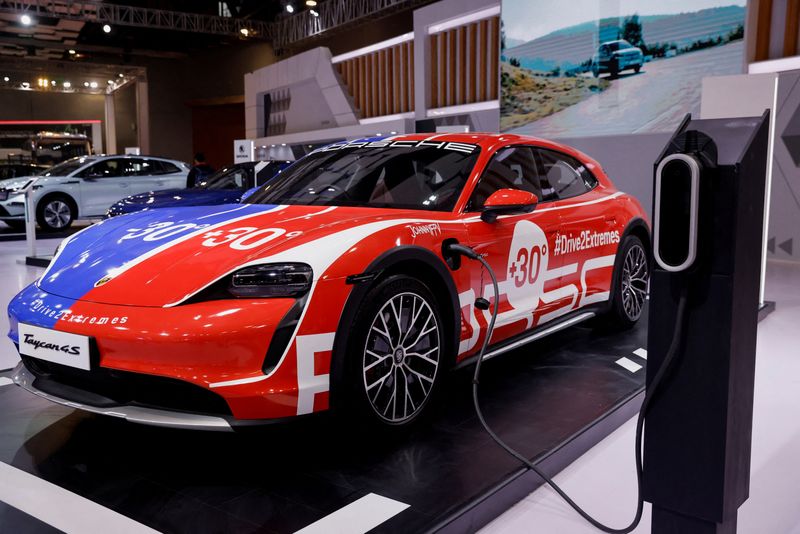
<box><xmin>349</xmin><ymin>132</ymin><xmax>587</xmax><ymax>156</ymax></box>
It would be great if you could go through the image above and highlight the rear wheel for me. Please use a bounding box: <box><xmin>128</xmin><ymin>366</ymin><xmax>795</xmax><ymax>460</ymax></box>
<box><xmin>343</xmin><ymin>275</ymin><xmax>445</xmax><ymax>428</ymax></box>
<box><xmin>36</xmin><ymin>194</ymin><xmax>75</xmax><ymax>232</ymax></box>
<box><xmin>607</xmin><ymin>235</ymin><xmax>649</xmax><ymax>328</ymax></box>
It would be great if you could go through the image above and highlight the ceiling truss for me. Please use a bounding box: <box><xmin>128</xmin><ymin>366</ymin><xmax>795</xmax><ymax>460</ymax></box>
<box><xmin>0</xmin><ymin>0</ymin><xmax>273</xmax><ymax>39</ymax></box>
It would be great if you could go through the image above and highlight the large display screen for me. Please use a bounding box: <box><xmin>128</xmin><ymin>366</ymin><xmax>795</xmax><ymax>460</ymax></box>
<box><xmin>500</xmin><ymin>0</ymin><xmax>747</xmax><ymax>137</ymax></box>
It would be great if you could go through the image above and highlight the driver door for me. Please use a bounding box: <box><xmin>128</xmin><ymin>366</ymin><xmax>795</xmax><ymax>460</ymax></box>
<box><xmin>78</xmin><ymin>158</ymin><xmax>131</xmax><ymax>217</ymax></box>
<box><xmin>464</xmin><ymin>146</ymin><xmax>563</xmax><ymax>345</ymax></box>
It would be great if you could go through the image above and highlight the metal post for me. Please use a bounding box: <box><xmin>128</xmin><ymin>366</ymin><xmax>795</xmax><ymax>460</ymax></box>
<box><xmin>24</xmin><ymin>184</ymin><xmax>36</xmax><ymax>260</ymax></box>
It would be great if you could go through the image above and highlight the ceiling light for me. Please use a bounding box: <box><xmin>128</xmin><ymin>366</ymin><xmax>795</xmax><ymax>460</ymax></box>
<box><xmin>107</xmin><ymin>79</ymin><xmax>113</xmax><ymax>84</ymax></box>
<box><xmin>68</xmin><ymin>49</ymin><xmax>76</xmax><ymax>55</ymax></box>
<box><xmin>83</xmin><ymin>81</ymin><xmax>89</xmax><ymax>87</ymax></box>
<box><xmin>286</xmin><ymin>4</ymin><xmax>295</xmax><ymax>13</ymax></box>
<box><xmin>310</xmin><ymin>9</ymin><xmax>319</xmax><ymax>17</ymax></box>
<box><xmin>102</xmin><ymin>24</ymin><xmax>111</xmax><ymax>33</ymax></box>
<box><xmin>89</xmin><ymin>81</ymin><xmax>98</xmax><ymax>89</ymax></box>
<box><xmin>390</xmin><ymin>131</ymin><xmax>397</xmax><ymax>134</ymax></box>
<box><xmin>63</xmin><ymin>81</ymin><xmax>71</xmax><ymax>88</ymax></box>
<box><xmin>118</xmin><ymin>73</ymin><xmax>124</xmax><ymax>78</ymax></box>
<box><xmin>240</xmin><ymin>28</ymin><xmax>250</xmax><ymax>37</ymax></box>
<box><xmin>306</xmin><ymin>0</ymin><xmax>317</xmax><ymax>5</ymax></box>
<box><xmin>50</xmin><ymin>80</ymin><xmax>56</xmax><ymax>86</ymax></box>
<box><xmin>21</xmin><ymin>82</ymin><xmax>29</xmax><ymax>89</ymax></box>
<box><xmin>3</xmin><ymin>76</ymin><xmax>8</xmax><ymax>82</ymax></box>
<box><xmin>20</xmin><ymin>14</ymin><xmax>32</xmax><ymax>25</ymax></box>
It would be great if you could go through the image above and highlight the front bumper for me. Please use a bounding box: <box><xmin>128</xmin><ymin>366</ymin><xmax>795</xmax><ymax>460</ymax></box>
<box><xmin>8</xmin><ymin>284</ymin><xmax>305</xmax><ymax>422</ymax></box>
<box><xmin>0</xmin><ymin>197</ymin><xmax>25</xmax><ymax>218</ymax></box>
<box><xmin>13</xmin><ymin>361</ymin><xmax>235</xmax><ymax>431</ymax></box>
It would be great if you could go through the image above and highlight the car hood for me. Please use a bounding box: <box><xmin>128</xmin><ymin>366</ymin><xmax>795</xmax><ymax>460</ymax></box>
<box><xmin>114</xmin><ymin>188</ymin><xmax>244</xmax><ymax>211</ymax></box>
<box><xmin>39</xmin><ymin>203</ymin><xmax>451</xmax><ymax>307</ymax></box>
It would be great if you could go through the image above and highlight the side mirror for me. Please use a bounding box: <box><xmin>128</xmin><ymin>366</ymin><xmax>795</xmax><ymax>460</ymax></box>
<box><xmin>480</xmin><ymin>188</ymin><xmax>538</xmax><ymax>223</ymax></box>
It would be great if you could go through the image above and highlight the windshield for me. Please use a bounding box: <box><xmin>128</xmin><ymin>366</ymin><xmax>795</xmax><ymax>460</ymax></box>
<box><xmin>245</xmin><ymin>141</ymin><xmax>480</xmax><ymax>211</ymax></box>
<box><xmin>608</xmin><ymin>41</ymin><xmax>633</xmax><ymax>51</ymax></box>
<box><xmin>198</xmin><ymin>165</ymin><xmax>251</xmax><ymax>190</ymax></box>
<box><xmin>41</xmin><ymin>157</ymin><xmax>93</xmax><ymax>177</ymax></box>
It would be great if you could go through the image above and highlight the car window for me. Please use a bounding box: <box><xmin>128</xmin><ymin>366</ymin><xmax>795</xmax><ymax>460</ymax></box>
<box><xmin>155</xmin><ymin>161</ymin><xmax>181</xmax><ymax>175</ymax></box>
<box><xmin>81</xmin><ymin>159</ymin><xmax>124</xmax><ymax>178</ymax></box>
<box><xmin>255</xmin><ymin>161</ymin><xmax>288</xmax><ymax>186</ymax></box>
<box><xmin>42</xmin><ymin>157</ymin><xmax>92</xmax><ymax>177</ymax></box>
<box><xmin>535</xmin><ymin>149</ymin><xmax>598</xmax><ymax>200</ymax></box>
<box><xmin>117</xmin><ymin>158</ymin><xmax>158</xmax><ymax>177</ymax></box>
<box><xmin>245</xmin><ymin>143</ymin><xmax>480</xmax><ymax>211</ymax></box>
<box><xmin>467</xmin><ymin>146</ymin><xmax>550</xmax><ymax>210</ymax></box>
<box><xmin>203</xmin><ymin>167</ymin><xmax>250</xmax><ymax>190</ymax></box>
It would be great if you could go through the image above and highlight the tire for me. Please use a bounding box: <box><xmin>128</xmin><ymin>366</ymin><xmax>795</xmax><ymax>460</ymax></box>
<box><xmin>609</xmin><ymin>60</ymin><xmax>619</xmax><ymax>79</ymax></box>
<box><xmin>36</xmin><ymin>194</ymin><xmax>76</xmax><ymax>232</ymax></box>
<box><xmin>592</xmin><ymin>67</ymin><xmax>599</xmax><ymax>78</ymax></box>
<box><xmin>634</xmin><ymin>64</ymin><xmax>642</xmax><ymax>73</ymax></box>
<box><xmin>606</xmin><ymin>235</ymin><xmax>649</xmax><ymax>329</ymax></box>
<box><xmin>341</xmin><ymin>274</ymin><xmax>446</xmax><ymax>428</ymax></box>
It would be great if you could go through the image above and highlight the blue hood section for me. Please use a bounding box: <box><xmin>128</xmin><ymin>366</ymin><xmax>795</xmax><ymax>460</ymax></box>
<box><xmin>108</xmin><ymin>188</ymin><xmax>245</xmax><ymax>216</ymax></box>
<box><xmin>39</xmin><ymin>203</ymin><xmax>280</xmax><ymax>303</ymax></box>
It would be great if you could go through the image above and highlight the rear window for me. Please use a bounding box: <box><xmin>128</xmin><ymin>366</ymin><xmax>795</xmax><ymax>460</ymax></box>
<box><xmin>153</xmin><ymin>160</ymin><xmax>181</xmax><ymax>174</ymax></box>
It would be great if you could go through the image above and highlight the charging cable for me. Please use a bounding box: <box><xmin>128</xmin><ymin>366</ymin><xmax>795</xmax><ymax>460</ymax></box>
<box><xmin>445</xmin><ymin>242</ymin><xmax>689</xmax><ymax>534</ymax></box>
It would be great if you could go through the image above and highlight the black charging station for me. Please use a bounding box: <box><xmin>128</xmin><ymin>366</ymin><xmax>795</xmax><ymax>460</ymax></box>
<box><xmin>644</xmin><ymin>111</ymin><xmax>770</xmax><ymax>533</ymax></box>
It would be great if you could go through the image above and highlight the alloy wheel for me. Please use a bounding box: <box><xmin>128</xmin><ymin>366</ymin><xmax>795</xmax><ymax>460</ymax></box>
<box><xmin>621</xmin><ymin>243</ymin><xmax>648</xmax><ymax>321</ymax></box>
<box><xmin>43</xmin><ymin>200</ymin><xmax>71</xmax><ymax>229</ymax></box>
<box><xmin>362</xmin><ymin>291</ymin><xmax>440</xmax><ymax>424</ymax></box>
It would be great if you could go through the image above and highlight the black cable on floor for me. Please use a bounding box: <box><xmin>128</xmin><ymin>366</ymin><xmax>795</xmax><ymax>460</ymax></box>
<box><xmin>449</xmin><ymin>243</ymin><xmax>688</xmax><ymax>534</ymax></box>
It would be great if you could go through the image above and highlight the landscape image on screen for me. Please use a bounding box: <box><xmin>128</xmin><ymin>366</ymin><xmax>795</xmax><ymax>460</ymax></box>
<box><xmin>500</xmin><ymin>0</ymin><xmax>747</xmax><ymax>137</ymax></box>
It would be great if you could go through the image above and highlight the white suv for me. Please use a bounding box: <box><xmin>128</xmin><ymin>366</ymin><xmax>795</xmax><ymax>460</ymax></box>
<box><xmin>0</xmin><ymin>155</ymin><xmax>189</xmax><ymax>231</ymax></box>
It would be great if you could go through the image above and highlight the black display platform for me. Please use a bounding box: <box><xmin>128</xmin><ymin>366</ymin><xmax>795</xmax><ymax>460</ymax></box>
<box><xmin>759</xmin><ymin>300</ymin><xmax>776</xmax><ymax>322</ymax></box>
<box><xmin>0</xmin><ymin>310</ymin><xmax>648</xmax><ymax>534</ymax></box>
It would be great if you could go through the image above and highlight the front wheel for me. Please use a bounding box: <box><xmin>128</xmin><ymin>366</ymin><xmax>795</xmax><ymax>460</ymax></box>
<box><xmin>606</xmin><ymin>235</ymin><xmax>649</xmax><ymax>329</ymax></box>
<box><xmin>36</xmin><ymin>195</ymin><xmax>75</xmax><ymax>232</ymax></box>
<box><xmin>343</xmin><ymin>275</ymin><xmax>446</xmax><ymax>428</ymax></box>
<box><xmin>634</xmin><ymin>64</ymin><xmax>642</xmax><ymax>73</ymax></box>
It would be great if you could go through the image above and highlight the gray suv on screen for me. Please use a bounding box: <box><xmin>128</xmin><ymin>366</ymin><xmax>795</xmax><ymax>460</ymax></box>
<box><xmin>592</xmin><ymin>39</ymin><xmax>644</xmax><ymax>78</ymax></box>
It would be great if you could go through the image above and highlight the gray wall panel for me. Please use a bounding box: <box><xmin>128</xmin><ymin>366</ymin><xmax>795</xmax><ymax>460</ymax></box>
<box><xmin>555</xmin><ymin>132</ymin><xmax>671</xmax><ymax>219</ymax></box>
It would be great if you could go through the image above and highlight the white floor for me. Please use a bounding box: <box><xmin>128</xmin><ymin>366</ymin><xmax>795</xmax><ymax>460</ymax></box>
<box><xmin>0</xmin><ymin>237</ymin><xmax>61</xmax><ymax>370</ymax></box>
<box><xmin>482</xmin><ymin>259</ymin><xmax>800</xmax><ymax>534</ymax></box>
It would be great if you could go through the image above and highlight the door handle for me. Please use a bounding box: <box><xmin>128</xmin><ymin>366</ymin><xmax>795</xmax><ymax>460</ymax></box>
<box><xmin>63</xmin><ymin>180</ymin><xmax>80</xmax><ymax>184</ymax></box>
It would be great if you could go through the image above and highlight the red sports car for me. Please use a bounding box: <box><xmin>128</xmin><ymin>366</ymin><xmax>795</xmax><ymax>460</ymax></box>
<box><xmin>8</xmin><ymin>133</ymin><xmax>650</xmax><ymax>430</ymax></box>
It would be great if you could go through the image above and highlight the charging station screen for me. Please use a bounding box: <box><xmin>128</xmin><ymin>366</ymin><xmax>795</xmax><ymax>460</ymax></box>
<box><xmin>658</xmin><ymin>160</ymin><xmax>692</xmax><ymax>267</ymax></box>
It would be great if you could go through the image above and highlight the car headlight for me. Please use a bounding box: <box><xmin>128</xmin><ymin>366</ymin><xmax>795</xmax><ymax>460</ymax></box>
<box><xmin>228</xmin><ymin>263</ymin><xmax>312</xmax><ymax>298</ymax></box>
